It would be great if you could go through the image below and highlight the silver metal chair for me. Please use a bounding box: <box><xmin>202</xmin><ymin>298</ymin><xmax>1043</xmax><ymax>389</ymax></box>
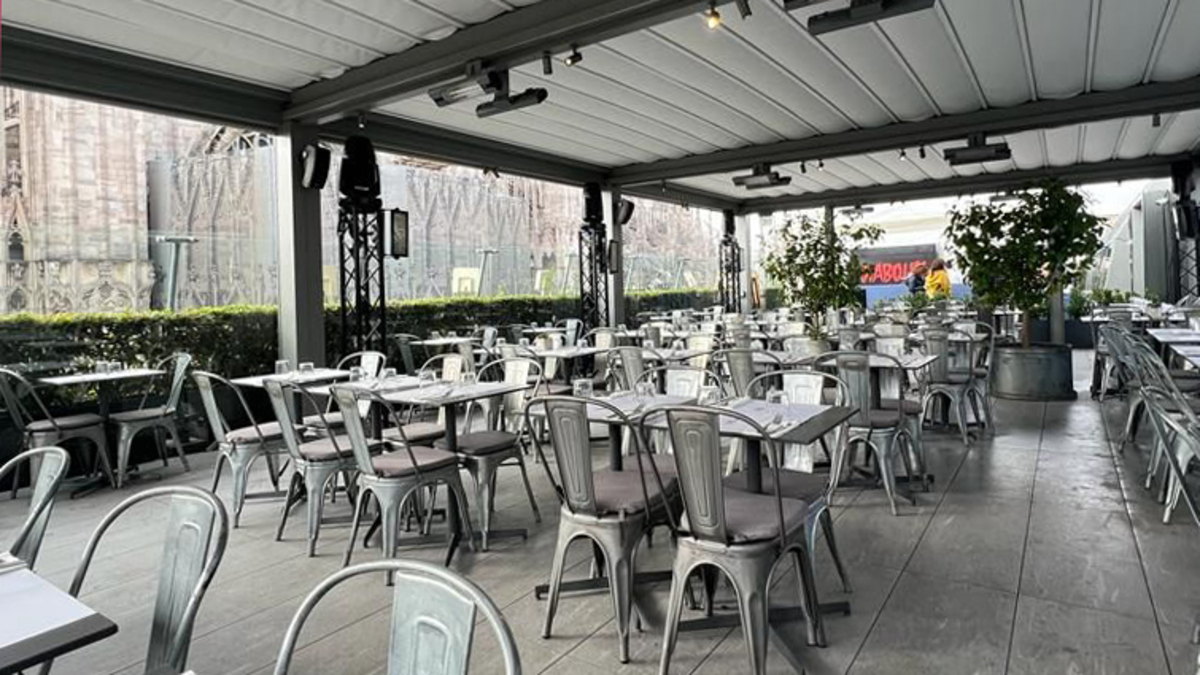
<box><xmin>302</xmin><ymin>350</ymin><xmax>386</xmax><ymax>431</ymax></box>
<box><xmin>40</xmin><ymin>486</ymin><xmax>228</xmax><ymax>675</ymax></box>
<box><xmin>1</xmin><ymin>446</ymin><xmax>69</xmax><ymax>569</ymax></box>
<box><xmin>919</xmin><ymin>328</ymin><xmax>979</xmax><ymax>446</ymax></box>
<box><xmin>432</xmin><ymin>357</ymin><xmax>542</xmax><ymax>550</ymax></box>
<box><xmin>646</xmin><ymin>404</ymin><xmax>823</xmax><ymax>675</ymax></box>
<box><xmin>710</xmin><ymin>348</ymin><xmax>782</xmax><ymax>399</ymax></box>
<box><xmin>110</xmin><ymin>352</ymin><xmax>192</xmax><ymax>488</ymax></box>
<box><xmin>194</xmin><ymin>370</ymin><xmax>286</xmax><ymax>527</ymax></box>
<box><xmin>273</xmin><ymin>559</ymin><xmax>521</xmax><ymax>675</ymax></box>
<box><xmin>525</xmin><ymin>395</ymin><xmax>678</xmax><ymax>664</ymax></box>
<box><xmin>611</xmin><ymin>345</ymin><xmax>651</xmax><ymax>391</ymax></box>
<box><xmin>265</xmin><ymin>379</ymin><xmax>357</xmax><ymax>557</ymax></box>
<box><xmin>333</xmin><ymin>385</ymin><xmax>475</xmax><ymax>569</ymax></box>
<box><xmin>0</xmin><ymin>367</ymin><xmax>113</xmax><ymax>489</ymax></box>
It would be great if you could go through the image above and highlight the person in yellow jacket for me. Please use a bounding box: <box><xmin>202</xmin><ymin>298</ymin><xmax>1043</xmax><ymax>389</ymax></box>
<box><xmin>925</xmin><ymin>259</ymin><xmax>951</xmax><ymax>299</ymax></box>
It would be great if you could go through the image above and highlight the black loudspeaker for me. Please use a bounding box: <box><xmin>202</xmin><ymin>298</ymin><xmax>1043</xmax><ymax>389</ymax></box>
<box><xmin>723</xmin><ymin>209</ymin><xmax>737</xmax><ymax>237</ymax></box>
<box><xmin>299</xmin><ymin>144</ymin><xmax>330</xmax><ymax>190</ymax></box>
<box><xmin>584</xmin><ymin>182</ymin><xmax>604</xmax><ymax>224</ymax></box>
<box><xmin>340</xmin><ymin>135</ymin><xmax>381</xmax><ymax>209</ymax></box>
<box><xmin>616</xmin><ymin>198</ymin><xmax>635</xmax><ymax>226</ymax></box>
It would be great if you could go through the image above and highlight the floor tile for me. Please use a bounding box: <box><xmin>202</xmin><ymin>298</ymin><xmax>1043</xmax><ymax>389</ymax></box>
<box><xmin>1008</xmin><ymin>595</ymin><xmax>1168</xmax><ymax>675</ymax></box>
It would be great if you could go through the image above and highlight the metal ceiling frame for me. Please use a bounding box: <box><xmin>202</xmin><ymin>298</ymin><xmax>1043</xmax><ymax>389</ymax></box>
<box><xmin>285</xmin><ymin>0</ymin><xmax>737</xmax><ymax>124</ymax></box>
<box><xmin>0</xmin><ymin>27</ymin><xmax>288</xmax><ymax>131</ymax></box>
<box><xmin>609</xmin><ymin>75</ymin><xmax>1200</xmax><ymax>186</ymax></box>
<box><xmin>740</xmin><ymin>154</ymin><xmax>1197</xmax><ymax>214</ymax></box>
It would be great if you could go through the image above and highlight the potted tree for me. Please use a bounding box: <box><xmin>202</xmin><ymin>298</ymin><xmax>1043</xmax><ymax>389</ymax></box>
<box><xmin>946</xmin><ymin>179</ymin><xmax>1103</xmax><ymax>400</ymax></box>
<box><xmin>763</xmin><ymin>214</ymin><xmax>881</xmax><ymax>340</ymax></box>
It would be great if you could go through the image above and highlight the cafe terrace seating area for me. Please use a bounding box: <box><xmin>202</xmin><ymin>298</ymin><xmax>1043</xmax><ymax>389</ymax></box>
<box><xmin>4</xmin><ymin>304</ymin><xmax>1200</xmax><ymax>675</ymax></box>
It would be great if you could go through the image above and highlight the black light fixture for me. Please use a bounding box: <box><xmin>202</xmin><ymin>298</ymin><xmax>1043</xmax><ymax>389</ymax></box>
<box><xmin>1153</xmin><ymin>112</ymin><xmax>1163</xmax><ymax>128</ymax></box>
<box><xmin>734</xmin><ymin>0</ymin><xmax>753</xmax><ymax>19</ymax></box>
<box><xmin>617</xmin><ymin>198</ymin><xmax>636</xmax><ymax>225</ymax></box>
<box><xmin>817</xmin><ymin>159</ymin><xmax>825</xmax><ymax>171</ymax></box>
<box><xmin>473</xmin><ymin>69</ymin><xmax>548</xmax><ymax>118</ymax></box>
<box><xmin>899</xmin><ymin>148</ymin><xmax>908</xmax><ymax>162</ymax></box>
<box><xmin>542</xmin><ymin>51</ymin><xmax>553</xmax><ymax>76</ymax></box>
<box><xmin>943</xmin><ymin>133</ymin><xmax>1012</xmax><ymax>165</ymax></box>
<box><xmin>704</xmin><ymin>2</ymin><xmax>723</xmax><ymax>29</ymax></box>
<box><xmin>563</xmin><ymin>46</ymin><xmax>583</xmax><ymax>67</ymax></box>
<box><xmin>918</xmin><ymin>145</ymin><xmax>927</xmax><ymax>160</ymax></box>
<box><xmin>800</xmin><ymin>161</ymin><xmax>807</xmax><ymax>174</ymax></box>
<box><xmin>732</xmin><ymin>163</ymin><xmax>792</xmax><ymax>189</ymax></box>
<box><xmin>806</xmin><ymin>0</ymin><xmax>936</xmax><ymax>36</ymax></box>
<box><xmin>429</xmin><ymin>60</ymin><xmax>489</xmax><ymax>107</ymax></box>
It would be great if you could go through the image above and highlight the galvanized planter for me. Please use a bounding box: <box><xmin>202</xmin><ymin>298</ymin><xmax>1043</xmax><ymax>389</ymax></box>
<box><xmin>992</xmin><ymin>343</ymin><xmax>1077</xmax><ymax>401</ymax></box>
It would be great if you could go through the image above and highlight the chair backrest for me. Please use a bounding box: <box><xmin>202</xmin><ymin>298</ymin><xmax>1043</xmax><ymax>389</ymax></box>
<box><xmin>193</xmin><ymin>371</ymin><xmax>266</xmax><ymax>445</ymax></box>
<box><xmin>711</xmin><ymin>349</ymin><xmax>778</xmax><ymax>398</ymax></box>
<box><xmin>587</xmin><ymin>328</ymin><xmax>616</xmax><ymax>349</ymax></box>
<box><xmin>1</xmin><ymin>446</ymin><xmax>69</xmax><ymax>568</ymax></box>
<box><xmin>420</xmin><ymin>353</ymin><xmax>467</xmax><ymax>382</ymax></box>
<box><xmin>50</xmin><ymin>487</ymin><xmax>227</xmax><ymax>675</ymax></box>
<box><xmin>781</xmin><ymin>336</ymin><xmax>824</xmax><ymax>358</ymax></box>
<box><xmin>641</xmin><ymin>324</ymin><xmax>663</xmax><ymax>348</ymax></box>
<box><xmin>837</xmin><ymin>328</ymin><xmax>860</xmax><ymax>351</ymax></box>
<box><xmin>1142</xmin><ymin>385</ymin><xmax>1200</xmax><ymax>528</ymax></box>
<box><xmin>475</xmin><ymin>358</ymin><xmax>542</xmax><ymax>432</ymax></box>
<box><xmin>812</xmin><ymin>351</ymin><xmax>877</xmax><ymax>428</ymax></box>
<box><xmin>0</xmin><ymin>367</ymin><xmax>56</xmax><ymax>432</ymax></box>
<box><xmin>337</xmin><ymin>351</ymin><xmax>387</xmax><ymax>378</ymax></box>
<box><xmin>611</xmin><ymin>346</ymin><xmax>648</xmax><ymax>390</ymax></box>
<box><xmin>264</xmin><ymin>379</ymin><xmax>345</xmax><ymax>465</ymax></box>
<box><xmin>746</xmin><ymin>369</ymin><xmax>848</xmax><ymax>408</ymax></box>
<box><xmin>153</xmin><ymin>353</ymin><xmax>193</xmax><ymax>414</ymax></box>
<box><xmin>330</xmin><ymin>386</ymin><xmax>395</xmax><ymax>477</ymax></box>
<box><xmin>647</xmin><ymin>405</ymin><xmax>785</xmax><ymax>547</ymax></box>
<box><xmin>636</xmin><ymin>365</ymin><xmax>723</xmax><ymax>399</ymax></box>
<box><xmin>685</xmin><ymin>335</ymin><xmax>717</xmax><ymax>368</ymax></box>
<box><xmin>873</xmin><ymin>323</ymin><xmax>908</xmax><ymax>338</ymax></box>
<box><xmin>563</xmin><ymin>318</ymin><xmax>582</xmax><ymax>347</ymax></box>
<box><xmin>273</xmin><ymin>559</ymin><xmax>521</xmax><ymax>675</ymax></box>
<box><xmin>394</xmin><ymin>334</ymin><xmax>420</xmax><ymax>375</ymax></box>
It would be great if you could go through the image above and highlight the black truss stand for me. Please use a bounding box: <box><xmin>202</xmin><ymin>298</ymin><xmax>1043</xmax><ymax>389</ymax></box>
<box><xmin>337</xmin><ymin>199</ymin><xmax>388</xmax><ymax>357</ymax></box>
<box><xmin>579</xmin><ymin>182</ymin><xmax>609</xmax><ymax>333</ymax></box>
<box><xmin>718</xmin><ymin>209</ymin><xmax>743</xmax><ymax>313</ymax></box>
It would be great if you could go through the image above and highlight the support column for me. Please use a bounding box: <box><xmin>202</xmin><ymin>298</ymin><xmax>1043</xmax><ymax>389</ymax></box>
<box><xmin>607</xmin><ymin>187</ymin><xmax>626</xmax><ymax>327</ymax></box>
<box><xmin>718</xmin><ymin>210</ymin><xmax>742</xmax><ymax>313</ymax></box>
<box><xmin>740</xmin><ymin>213</ymin><xmax>756</xmax><ymax>313</ymax></box>
<box><xmin>1048</xmin><ymin>284</ymin><xmax>1066</xmax><ymax>344</ymax></box>
<box><xmin>276</xmin><ymin>122</ymin><xmax>326</xmax><ymax>366</ymax></box>
<box><xmin>579</xmin><ymin>182</ymin><xmax>609</xmax><ymax>333</ymax></box>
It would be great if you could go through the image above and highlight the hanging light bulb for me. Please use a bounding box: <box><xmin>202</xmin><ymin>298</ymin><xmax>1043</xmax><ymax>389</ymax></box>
<box><xmin>800</xmin><ymin>161</ymin><xmax>807</xmax><ymax>174</ymax></box>
<box><xmin>899</xmin><ymin>148</ymin><xmax>908</xmax><ymax>162</ymax></box>
<box><xmin>563</xmin><ymin>46</ymin><xmax>583</xmax><ymax>67</ymax></box>
<box><xmin>704</xmin><ymin>3</ymin><xmax>723</xmax><ymax>29</ymax></box>
<box><xmin>918</xmin><ymin>145</ymin><xmax>927</xmax><ymax>160</ymax></box>
<box><xmin>817</xmin><ymin>159</ymin><xmax>825</xmax><ymax>171</ymax></box>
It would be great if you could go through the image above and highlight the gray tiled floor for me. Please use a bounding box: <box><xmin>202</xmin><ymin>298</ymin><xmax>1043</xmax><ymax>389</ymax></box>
<box><xmin>4</xmin><ymin>354</ymin><xmax>1199</xmax><ymax>674</ymax></box>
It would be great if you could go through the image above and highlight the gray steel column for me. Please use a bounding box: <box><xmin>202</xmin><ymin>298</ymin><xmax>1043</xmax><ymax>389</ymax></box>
<box><xmin>276</xmin><ymin>122</ymin><xmax>326</xmax><ymax>366</ymax></box>
<box><xmin>739</xmin><ymin>213</ymin><xmax>755</xmax><ymax>313</ymax></box>
<box><xmin>1048</xmin><ymin>284</ymin><xmax>1066</xmax><ymax>345</ymax></box>
<box><xmin>607</xmin><ymin>187</ymin><xmax>626</xmax><ymax>327</ymax></box>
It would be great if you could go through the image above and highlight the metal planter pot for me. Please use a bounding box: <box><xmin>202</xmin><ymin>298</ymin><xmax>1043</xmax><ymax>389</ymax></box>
<box><xmin>992</xmin><ymin>343</ymin><xmax>1077</xmax><ymax>401</ymax></box>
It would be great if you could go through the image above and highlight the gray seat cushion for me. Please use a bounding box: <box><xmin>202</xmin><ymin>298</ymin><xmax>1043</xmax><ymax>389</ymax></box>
<box><xmin>880</xmin><ymin>398</ymin><xmax>923</xmax><ymax>415</ymax></box>
<box><xmin>536</xmin><ymin>383</ymin><xmax>573</xmax><ymax>396</ymax></box>
<box><xmin>850</xmin><ymin>410</ymin><xmax>902</xmax><ymax>429</ymax></box>
<box><xmin>434</xmin><ymin>429</ymin><xmax>517</xmax><ymax>455</ymax></box>
<box><xmin>226</xmin><ymin>421</ymin><xmax>285</xmax><ymax>444</ymax></box>
<box><xmin>295</xmin><ymin>435</ymin><xmax>355</xmax><ymax>462</ymax></box>
<box><xmin>591</xmin><ymin>469</ymin><xmax>678</xmax><ymax>516</ymax></box>
<box><xmin>26</xmin><ymin>413</ymin><xmax>104</xmax><ymax>433</ymax></box>
<box><xmin>723</xmin><ymin>469</ymin><xmax>829</xmax><ymax>502</ymax></box>
<box><xmin>391</xmin><ymin>422</ymin><xmax>445</xmax><ymax>444</ymax></box>
<box><xmin>681</xmin><ymin>489</ymin><xmax>808</xmax><ymax>543</ymax></box>
<box><xmin>109</xmin><ymin>407</ymin><xmax>170</xmax><ymax>424</ymax></box>
<box><xmin>303</xmin><ymin>411</ymin><xmax>344</xmax><ymax>429</ymax></box>
<box><xmin>371</xmin><ymin>445</ymin><xmax>459</xmax><ymax>477</ymax></box>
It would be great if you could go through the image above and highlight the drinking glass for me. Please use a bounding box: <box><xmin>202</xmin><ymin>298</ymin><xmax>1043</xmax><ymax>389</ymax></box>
<box><xmin>519</xmin><ymin>337</ymin><xmax>531</xmax><ymax>347</ymax></box>
<box><xmin>95</xmin><ymin>361</ymin><xmax>109</xmax><ymax>374</ymax></box>
<box><xmin>766</xmin><ymin>387</ymin><xmax>788</xmax><ymax>405</ymax></box>
<box><xmin>698</xmin><ymin>385</ymin><xmax>720</xmax><ymax>406</ymax></box>
<box><xmin>634</xmin><ymin>381</ymin><xmax>655</xmax><ymax>398</ymax></box>
<box><xmin>418</xmin><ymin>370</ymin><xmax>436</xmax><ymax>388</ymax></box>
<box><xmin>497</xmin><ymin>337</ymin><xmax>507</xmax><ymax>346</ymax></box>
<box><xmin>299</xmin><ymin>362</ymin><xmax>315</xmax><ymax>375</ymax></box>
<box><xmin>275</xmin><ymin>359</ymin><xmax>291</xmax><ymax>375</ymax></box>
<box><xmin>381</xmin><ymin>367</ymin><xmax>397</xmax><ymax>380</ymax></box>
<box><xmin>349</xmin><ymin>366</ymin><xmax>365</xmax><ymax>382</ymax></box>
<box><xmin>573</xmin><ymin>378</ymin><xmax>594</xmax><ymax>398</ymax></box>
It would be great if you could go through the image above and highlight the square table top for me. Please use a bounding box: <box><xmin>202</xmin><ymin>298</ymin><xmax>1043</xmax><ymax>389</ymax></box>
<box><xmin>306</xmin><ymin>375</ymin><xmax>423</xmax><ymax>398</ymax></box>
<box><xmin>530</xmin><ymin>345</ymin><xmax>606</xmax><ymax>359</ymax></box>
<box><xmin>786</xmin><ymin>352</ymin><xmax>939</xmax><ymax>370</ymax></box>
<box><xmin>526</xmin><ymin>393</ymin><xmax>695</xmax><ymax>423</ymax></box>
<box><xmin>1147</xmin><ymin>328</ymin><xmax>1200</xmax><ymax>344</ymax></box>
<box><xmin>40</xmin><ymin>368</ymin><xmax>164</xmax><ymax>387</ymax></box>
<box><xmin>639</xmin><ymin>398</ymin><xmax>856</xmax><ymax>446</ymax></box>
<box><xmin>0</xmin><ymin>562</ymin><xmax>118</xmax><ymax>673</ymax></box>
<box><xmin>382</xmin><ymin>380</ymin><xmax>531</xmax><ymax>407</ymax></box>
<box><xmin>230</xmin><ymin>368</ymin><xmax>351</xmax><ymax>389</ymax></box>
<box><xmin>410</xmin><ymin>336</ymin><xmax>475</xmax><ymax>347</ymax></box>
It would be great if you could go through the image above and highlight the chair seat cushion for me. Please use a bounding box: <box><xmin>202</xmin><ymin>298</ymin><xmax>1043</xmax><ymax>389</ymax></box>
<box><xmin>723</xmin><ymin>470</ymin><xmax>829</xmax><ymax>502</ymax></box>
<box><xmin>303</xmin><ymin>411</ymin><xmax>344</xmax><ymax>429</ymax></box>
<box><xmin>973</xmin><ymin>367</ymin><xmax>989</xmax><ymax>378</ymax></box>
<box><xmin>371</xmin><ymin>445</ymin><xmax>459</xmax><ymax>477</ymax></box>
<box><xmin>948</xmin><ymin>372</ymin><xmax>973</xmax><ymax>384</ymax></box>
<box><xmin>27</xmin><ymin>413</ymin><xmax>104</xmax><ymax>433</ymax></box>
<box><xmin>856</xmin><ymin>409</ymin><xmax>902</xmax><ymax>429</ymax></box>
<box><xmin>879</xmin><ymin>398</ymin><xmax>923</xmax><ymax>415</ymax></box>
<box><xmin>109</xmin><ymin>407</ymin><xmax>170</xmax><ymax>424</ymax></box>
<box><xmin>226</xmin><ymin>421</ymin><xmax>286</xmax><ymax>444</ymax></box>
<box><xmin>434</xmin><ymin>430</ymin><xmax>517</xmax><ymax>455</ymax></box>
<box><xmin>681</xmin><ymin>490</ymin><xmax>808</xmax><ymax>543</ymax></box>
<box><xmin>391</xmin><ymin>422</ymin><xmax>445</xmax><ymax>444</ymax></box>
<box><xmin>536</xmin><ymin>383</ymin><xmax>573</xmax><ymax>396</ymax></box>
<box><xmin>295</xmin><ymin>435</ymin><xmax>355</xmax><ymax>462</ymax></box>
<box><xmin>591</xmin><ymin>469</ymin><xmax>677</xmax><ymax>516</ymax></box>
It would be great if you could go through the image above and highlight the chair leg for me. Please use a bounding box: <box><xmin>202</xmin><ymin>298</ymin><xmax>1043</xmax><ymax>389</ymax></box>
<box><xmin>955</xmin><ymin>393</ymin><xmax>971</xmax><ymax>446</ymax></box>
<box><xmin>874</xmin><ymin>437</ymin><xmax>900</xmax><ymax>516</ymax></box>
<box><xmin>728</xmin><ymin>559</ymin><xmax>772</xmax><ymax>674</ymax></box>
<box><xmin>344</xmin><ymin>487</ymin><xmax>371</xmax><ymax>568</ymax></box>
<box><xmin>229</xmin><ymin>450</ymin><xmax>254</xmax><ymax>528</ymax></box>
<box><xmin>601</xmin><ymin>532</ymin><xmax>638</xmax><ymax>664</ymax></box>
<box><xmin>115</xmin><ymin>425</ymin><xmax>136</xmax><ymax>490</ymax></box>
<box><xmin>515</xmin><ymin>453</ymin><xmax>542</xmax><ymax>523</ymax></box>
<box><xmin>820</xmin><ymin>509</ymin><xmax>852</xmax><ymax>593</ymax></box>
<box><xmin>165</xmin><ymin>420</ymin><xmax>190</xmax><ymax>472</ymax></box>
<box><xmin>543</xmin><ymin>523</ymin><xmax>572</xmax><ymax>639</ymax></box>
<box><xmin>793</xmin><ymin>545</ymin><xmax>826</xmax><ymax>647</ymax></box>
<box><xmin>658</xmin><ymin>557</ymin><xmax>694</xmax><ymax>675</ymax></box>
<box><xmin>305</xmin><ymin>467</ymin><xmax>336</xmax><ymax>557</ymax></box>
<box><xmin>89</xmin><ymin>429</ymin><xmax>116</xmax><ymax>488</ymax></box>
<box><xmin>471</xmin><ymin>463</ymin><xmax>495</xmax><ymax>552</ymax></box>
<box><xmin>445</xmin><ymin>474</ymin><xmax>477</xmax><ymax>557</ymax></box>
<box><xmin>211</xmin><ymin>452</ymin><xmax>227</xmax><ymax>492</ymax></box>
<box><xmin>276</xmin><ymin>472</ymin><xmax>304</xmax><ymax>542</ymax></box>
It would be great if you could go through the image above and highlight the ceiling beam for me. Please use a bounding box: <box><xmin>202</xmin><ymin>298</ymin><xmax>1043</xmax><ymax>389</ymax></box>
<box><xmin>740</xmin><ymin>154</ymin><xmax>1193</xmax><ymax>214</ymax></box>
<box><xmin>611</xmin><ymin>76</ymin><xmax>1200</xmax><ymax>185</ymax></box>
<box><xmin>285</xmin><ymin>0</ymin><xmax>731</xmax><ymax>124</ymax></box>
<box><xmin>623</xmin><ymin>182</ymin><xmax>743</xmax><ymax>212</ymax></box>
<box><xmin>321</xmin><ymin>113</ymin><xmax>608</xmax><ymax>186</ymax></box>
<box><xmin>0</xmin><ymin>27</ymin><xmax>288</xmax><ymax>131</ymax></box>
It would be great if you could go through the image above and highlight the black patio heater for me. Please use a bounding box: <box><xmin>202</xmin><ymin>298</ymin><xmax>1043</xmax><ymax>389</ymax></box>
<box><xmin>337</xmin><ymin>135</ymin><xmax>388</xmax><ymax>357</ymax></box>
<box><xmin>579</xmin><ymin>183</ymin><xmax>609</xmax><ymax>333</ymax></box>
<box><xmin>718</xmin><ymin>210</ymin><xmax>743</xmax><ymax>313</ymax></box>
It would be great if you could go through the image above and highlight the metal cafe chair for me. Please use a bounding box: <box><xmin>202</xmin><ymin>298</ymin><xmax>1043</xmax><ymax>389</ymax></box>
<box><xmin>194</xmin><ymin>371</ymin><xmax>287</xmax><ymax>528</ymax></box>
<box><xmin>709</xmin><ymin>348</ymin><xmax>782</xmax><ymax>399</ymax></box>
<box><xmin>110</xmin><ymin>352</ymin><xmax>192</xmax><ymax>488</ymax></box>
<box><xmin>393</xmin><ymin>333</ymin><xmax>421</xmax><ymax>376</ymax></box>
<box><xmin>272</xmin><ymin>559</ymin><xmax>521</xmax><ymax>675</ymax></box>
<box><xmin>918</xmin><ymin>327</ymin><xmax>979</xmax><ymax>446</ymax></box>
<box><xmin>301</xmin><ymin>350</ymin><xmax>387</xmax><ymax>432</ymax></box>
<box><xmin>610</xmin><ymin>345</ymin><xmax>651</xmax><ymax>391</ymax></box>
<box><xmin>642</xmin><ymin>404</ymin><xmax>823</xmax><ymax>675</ymax></box>
<box><xmin>524</xmin><ymin>395</ymin><xmax>678</xmax><ymax>664</ymax></box>
<box><xmin>432</xmin><ymin>357</ymin><xmax>543</xmax><ymax>551</ymax></box>
<box><xmin>1</xmin><ymin>446</ymin><xmax>70</xmax><ymax>569</ymax></box>
<box><xmin>333</xmin><ymin>385</ymin><xmax>475</xmax><ymax>569</ymax></box>
<box><xmin>0</xmin><ymin>367</ymin><xmax>115</xmax><ymax>490</ymax></box>
<box><xmin>265</xmin><ymin>379</ymin><xmax>357</xmax><ymax>557</ymax></box>
<box><xmin>39</xmin><ymin>486</ymin><xmax>229</xmax><ymax>675</ymax></box>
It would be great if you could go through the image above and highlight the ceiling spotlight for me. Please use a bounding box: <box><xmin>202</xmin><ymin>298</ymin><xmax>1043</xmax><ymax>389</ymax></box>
<box><xmin>800</xmin><ymin>161</ymin><xmax>807</xmax><ymax>174</ymax></box>
<box><xmin>943</xmin><ymin>133</ymin><xmax>1012</xmax><ymax>165</ymax></box>
<box><xmin>734</xmin><ymin>0</ymin><xmax>753</xmax><ymax>19</ymax></box>
<box><xmin>542</xmin><ymin>51</ymin><xmax>553</xmax><ymax>76</ymax></box>
<box><xmin>1153</xmin><ymin>112</ymin><xmax>1163</xmax><ymax>128</ymax></box>
<box><xmin>733</xmin><ymin>163</ymin><xmax>792</xmax><ymax>190</ymax></box>
<box><xmin>918</xmin><ymin>145</ymin><xmax>927</xmax><ymax>159</ymax></box>
<box><xmin>817</xmin><ymin>160</ymin><xmax>825</xmax><ymax>171</ymax></box>
<box><xmin>806</xmin><ymin>0</ymin><xmax>937</xmax><ymax>36</ymax></box>
<box><xmin>704</xmin><ymin>3</ymin><xmax>723</xmax><ymax>29</ymax></box>
<box><xmin>899</xmin><ymin>148</ymin><xmax>908</xmax><ymax>162</ymax></box>
<box><xmin>563</xmin><ymin>46</ymin><xmax>583</xmax><ymax>67</ymax></box>
<box><xmin>841</xmin><ymin>205</ymin><xmax>874</xmax><ymax>217</ymax></box>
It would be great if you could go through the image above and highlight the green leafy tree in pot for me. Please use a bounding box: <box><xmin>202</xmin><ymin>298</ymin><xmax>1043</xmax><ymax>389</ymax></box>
<box><xmin>946</xmin><ymin>179</ymin><xmax>1103</xmax><ymax>347</ymax></box>
<box><xmin>762</xmin><ymin>214</ymin><xmax>882</xmax><ymax>339</ymax></box>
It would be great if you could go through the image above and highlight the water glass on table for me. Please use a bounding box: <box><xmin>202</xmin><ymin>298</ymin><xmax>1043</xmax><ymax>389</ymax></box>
<box><xmin>572</xmin><ymin>378</ymin><xmax>593</xmax><ymax>398</ymax></box>
<box><xmin>275</xmin><ymin>359</ymin><xmax>291</xmax><ymax>376</ymax></box>
<box><xmin>299</xmin><ymin>362</ymin><xmax>315</xmax><ymax>376</ymax></box>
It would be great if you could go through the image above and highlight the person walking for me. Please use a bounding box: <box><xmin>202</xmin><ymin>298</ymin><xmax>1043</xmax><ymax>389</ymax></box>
<box><xmin>925</xmin><ymin>259</ymin><xmax>951</xmax><ymax>299</ymax></box>
<box><xmin>906</xmin><ymin>262</ymin><xmax>928</xmax><ymax>295</ymax></box>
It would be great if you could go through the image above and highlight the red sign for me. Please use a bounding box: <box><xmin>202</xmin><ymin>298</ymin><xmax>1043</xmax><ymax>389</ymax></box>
<box><xmin>861</xmin><ymin>260</ymin><xmax>927</xmax><ymax>285</ymax></box>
